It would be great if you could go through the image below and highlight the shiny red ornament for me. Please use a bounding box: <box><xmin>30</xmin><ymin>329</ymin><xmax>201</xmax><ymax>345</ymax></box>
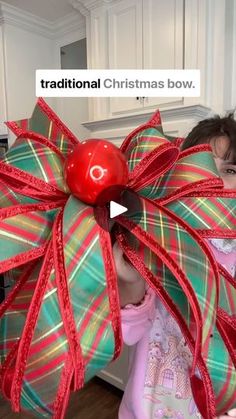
<box><xmin>64</xmin><ymin>139</ymin><xmax>129</xmax><ymax>205</ymax></box>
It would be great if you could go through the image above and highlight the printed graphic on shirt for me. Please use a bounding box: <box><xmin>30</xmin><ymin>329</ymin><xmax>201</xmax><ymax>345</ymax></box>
<box><xmin>141</xmin><ymin>239</ymin><xmax>236</xmax><ymax>418</ymax></box>
<box><xmin>209</xmin><ymin>238</ymin><xmax>236</xmax><ymax>255</ymax></box>
<box><xmin>208</xmin><ymin>238</ymin><xmax>236</xmax><ymax>277</ymax></box>
<box><xmin>142</xmin><ymin>301</ymin><xmax>201</xmax><ymax>418</ymax></box>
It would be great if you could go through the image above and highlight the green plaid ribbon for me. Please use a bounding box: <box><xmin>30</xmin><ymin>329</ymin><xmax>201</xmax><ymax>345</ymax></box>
<box><xmin>0</xmin><ymin>100</ymin><xmax>235</xmax><ymax>418</ymax></box>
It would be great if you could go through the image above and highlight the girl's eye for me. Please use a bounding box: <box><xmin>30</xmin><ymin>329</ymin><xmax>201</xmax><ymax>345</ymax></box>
<box><xmin>222</xmin><ymin>166</ymin><xmax>236</xmax><ymax>175</ymax></box>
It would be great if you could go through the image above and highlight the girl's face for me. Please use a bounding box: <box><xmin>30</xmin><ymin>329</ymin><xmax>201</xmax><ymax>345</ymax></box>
<box><xmin>210</xmin><ymin>136</ymin><xmax>236</xmax><ymax>189</ymax></box>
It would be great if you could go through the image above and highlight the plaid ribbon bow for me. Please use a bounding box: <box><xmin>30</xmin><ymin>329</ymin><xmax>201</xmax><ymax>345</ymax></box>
<box><xmin>0</xmin><ymin>99</ymin><xmax>236</xmax><ymax>418</ymax></box>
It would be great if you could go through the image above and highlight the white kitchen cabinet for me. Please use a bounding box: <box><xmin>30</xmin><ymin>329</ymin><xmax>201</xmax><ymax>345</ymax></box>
<box><xmin>75</xmin><ymin>0</ymin><xmax>234</xmax><ymax>121</ymax></box>
<box><xmin>108</xmin><ymin>0</ymin><xmax>184</xmax><ymax>116</ymax></box>
<box><xmin>107</xmin><ymin>0</ymin><xmax>143</xmax><ymax>115</ymax></box>
<box><xmin>142</xmin><ymin>0</ymin><xmax>183</xmax><ymax>109</ymax></box>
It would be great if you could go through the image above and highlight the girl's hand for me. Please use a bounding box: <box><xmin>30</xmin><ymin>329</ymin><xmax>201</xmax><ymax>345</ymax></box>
<box><xmin>113</xmin><ymin>241</ymin><xmax>146</xmax><ymax>307</ymax></box>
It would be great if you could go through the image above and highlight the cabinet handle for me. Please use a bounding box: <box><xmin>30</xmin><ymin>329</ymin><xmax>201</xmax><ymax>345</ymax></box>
<box><xmin>136</xmin><ymin>97</ymin><xmax>147</xmax><ymax>104</ymax></box>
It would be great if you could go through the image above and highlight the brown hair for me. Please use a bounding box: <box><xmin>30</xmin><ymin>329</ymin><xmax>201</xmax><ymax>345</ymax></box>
<box><xmin>181</xmin><ymin>113</ymin><xmax>236</xmax><ymax>162</ymax></box>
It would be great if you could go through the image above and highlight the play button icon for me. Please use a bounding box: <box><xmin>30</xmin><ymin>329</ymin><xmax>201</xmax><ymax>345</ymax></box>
<box><xmin>93</xmin><ymin>185</ymin><xmax>143</xmax><ymax>231</ymax></box>
<box><xmin>110</xmin><ymin>201</ymin><xmax>128</xmax><ymax>218</ymax></box>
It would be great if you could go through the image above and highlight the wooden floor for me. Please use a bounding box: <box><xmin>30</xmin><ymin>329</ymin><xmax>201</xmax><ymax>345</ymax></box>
<box><xmin>0</xmin><ymin>377</ymin><xmax>123</xmax><ymax>419</ymax></box>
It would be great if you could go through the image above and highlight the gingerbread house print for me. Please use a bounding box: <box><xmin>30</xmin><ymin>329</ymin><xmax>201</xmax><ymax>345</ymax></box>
<box><xmin>145</xmin><ymin>336</ymin><xmax>192</xmax><ymax>399</ymax></box>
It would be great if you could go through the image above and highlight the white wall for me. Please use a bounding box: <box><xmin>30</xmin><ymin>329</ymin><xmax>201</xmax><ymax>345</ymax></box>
<box><xmin>52</xmin><ymin>18</ymin><xmax>90</xmax><ymax>140</ymax></box>
<box><xmin>3</xmin><ymin>23</ymin><xmax>55</xmax><ymax>122</ymax></box>
<box><xmin>0</xmin><ymin>26</ymin><xmax>7</xmax><ymax>136</ymax></box>
<box><xmin>0</xmin><ymin>4</ymin><xmax>89</xmax><ymax>145</ymax></box>
<box><xmin>54</xmin><ymin>97</ymin><xmax>89</xmax><ymax>140</ymax></box>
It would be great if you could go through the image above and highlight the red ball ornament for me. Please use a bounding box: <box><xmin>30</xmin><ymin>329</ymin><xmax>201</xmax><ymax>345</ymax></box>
<box><xmin>64</xmin><ymin>139</ymin><xmax>129</xmax><ymax>205</ymax></box>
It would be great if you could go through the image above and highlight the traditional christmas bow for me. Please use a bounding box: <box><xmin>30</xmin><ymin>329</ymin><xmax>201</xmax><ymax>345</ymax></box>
<box><xmin>0</xmin><ymin>99</ymin><xmax>236</xmax><ymax>418</ymax></box>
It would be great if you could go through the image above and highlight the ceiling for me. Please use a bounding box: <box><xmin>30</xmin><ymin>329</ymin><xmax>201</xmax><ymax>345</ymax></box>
<box><xmin>2</xmin><ymin>0</ymin><xmax>76</xmax><ymax>21</ymax></box>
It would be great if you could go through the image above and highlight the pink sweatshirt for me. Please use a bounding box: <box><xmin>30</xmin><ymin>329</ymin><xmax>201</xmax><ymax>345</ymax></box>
<box><xmin>119</xmin><ymin>240</ymin><xmax>236</xmax><ymax>419</ymax></box>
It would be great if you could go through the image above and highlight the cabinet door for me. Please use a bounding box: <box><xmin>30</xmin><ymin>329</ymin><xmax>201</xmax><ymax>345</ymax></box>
<box><xmin>108</xmin><ymin>0</ymin><xmax>184</xmax><ymax>117</ymax></box>
<box><xmin>143</xmin><ymin>0</ymin><xmax>184</xmax><ymax>108</ymax></box>
<box><xmin>97</xmin><ymin>344</ymin><xmax>129</xmax><ymax>391</ymax></box>
<box><xmin>108</xmin><ymin>0</ymin><xmax>143</xmax><ymax>115</ymax></box>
